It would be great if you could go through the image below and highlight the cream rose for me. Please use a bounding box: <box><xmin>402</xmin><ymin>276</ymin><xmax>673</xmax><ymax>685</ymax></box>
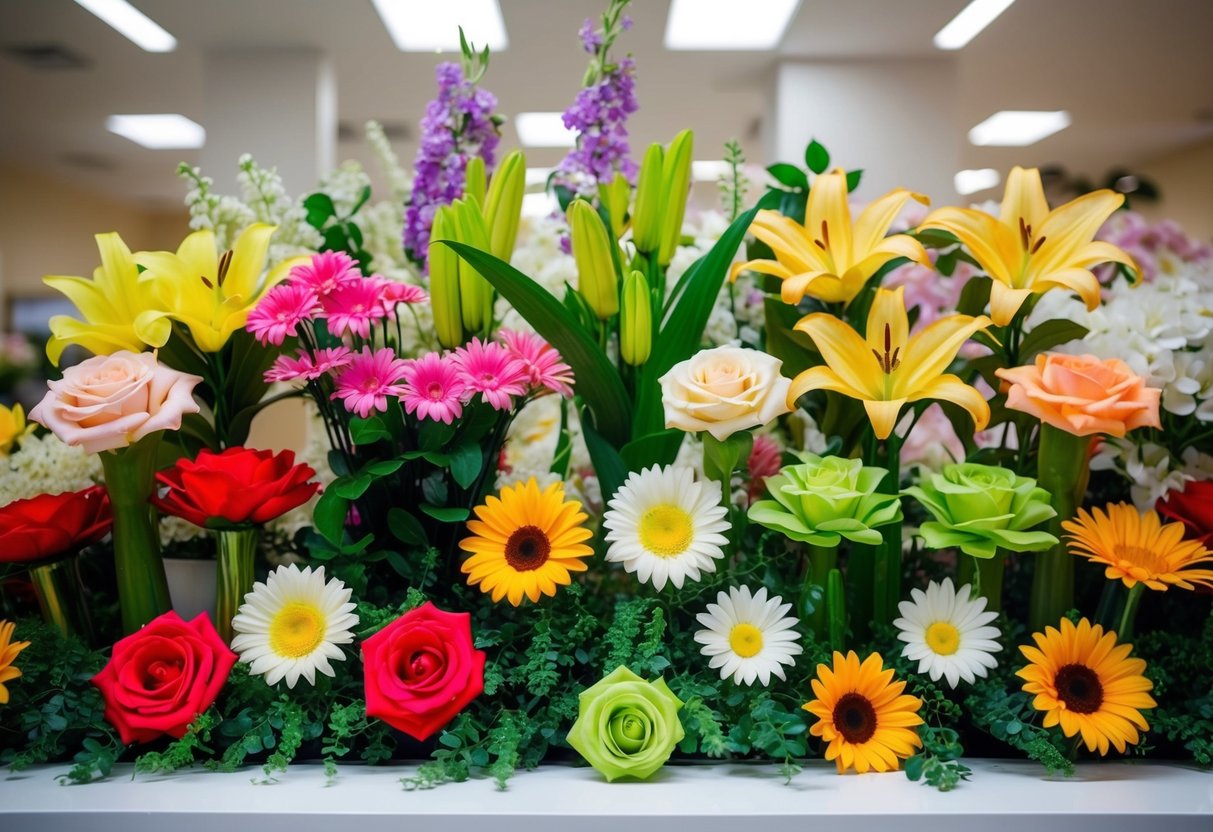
<box><xmin>659</xmin><ymin>346</ymin><xmax>792</xmax><ymax>440</ymax></box>
<box><xmin>30</xmin><ymin>351</ymin><xmax>202</xmax><ymax>453</ymax></box>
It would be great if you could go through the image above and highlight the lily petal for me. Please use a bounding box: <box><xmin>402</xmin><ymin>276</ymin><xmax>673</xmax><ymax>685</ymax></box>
<box><xmin>730</xmin><ymin>258</ymin><xmax>792</xmax><ymax>283</ymax></box>
<box><xmin>750</xmin><ymin>211</ymin><xmax>827</xmax><ymax>273</ymax></box>
<box><xmin>805</xmin><ymin>169</ymin><xmax>853</xmax><ymax>271</ymax></box>
<box><xmin>853</xmin><ymin>188</ymin><xmax>929</xmax><ymax>255</ymax></box>
<box><xmin>1034</xmin><ymin>268</ymin><xmax>1102</xmax><ymax>311</ymax></box>
<box><xmin>866</xmin><ymin>286</ymin><xmax>910</xmax><ymax>360</ymax></box>
<box><xmin>907</xmin><ymin>374</ymin><xmax>991</xmax><ymax>432</ymax></box>
<box><xmin>1031</xmin><ymin>189</ymin><xmax>1124</xmax><ymax>274</ymax></box>
<box><xmin>865</xmin><ymin>398</ymin><xmax>908</xmax><ymax>440</ymax></box>
<box><xmin>225</xmin><ymin>223</ymin><xmax>276</xmax><ymax>300</ymax></box>
<box><xmin>920</xmin><ymin>207</ymin><xmax>1016</xmax><ymax>285</ymax></box>
<box><xmin>894</xmin><ymin>312</ymin><xmax>992</xmax><ymax>397</ymax></box>
<box><xmin>782</xmin><ymin>270</ymin><xmax>842</xmax><ymax>304</ymax></box>
<box><xmin>793</xmin><ymin>313</ymin><xmax>883</xmax><ymax>398</ymax></box>
<box><xmin>786</xmin><ymin>365</ymin><xmax>867</xmax><ymax>408</ymax></box>
<box><xmin>999</xmin><ymin>166</ymin><xmax>1050</xmax><ymax>231</ymax></box>
<box><xmin>988</xmin><ymin>282</ymin><xmax>1035</xmax><ymax>326</ymax></box>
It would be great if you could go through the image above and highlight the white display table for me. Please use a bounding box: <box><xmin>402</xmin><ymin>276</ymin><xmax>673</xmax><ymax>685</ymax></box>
<box><xmin>2</xmin><ymin>760</ymin><xmax>1210</xmax><ymax>832</ymax></box>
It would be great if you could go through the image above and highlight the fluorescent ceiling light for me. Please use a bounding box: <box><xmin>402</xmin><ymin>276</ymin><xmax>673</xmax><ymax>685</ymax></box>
<box><xmin>515</xmin><ymin>113</ymin><xmax>574</xmax><ymax>148</ymax></box>
<box><xmin>969</xmin><ymin>110</ymin><xmax>1070</xmax><ymax>146</ymax></box>
<box><xmin>371</xmin><ymin>0</ymin><xmax>507</xmax><ymax>52</ymax></box>
<box><xmin>954</xmin><ymin>168</ymin><xmax>1001</xmax><ymax>195</ymax></box>
<box><xmin>692</xmin><ymin>161</ymin><xmax>730</xmax><ymax>182</ymax></box>
<box><xmin>525</xmin><ymin>167</ymin><xmax>553</xmax><ymax>187</ymax></box>
<box><xmin>107</xmin><ymin>114</ymin><xmax>205</xmax><ymax>149</ymax></box>
<box><xmin>74</xmin><ymin>0</ymin><xmax>176</xmax><ymax>52</ymax></box>
<box><xmin>934</xmin><ymin>0</ymin><xmax>1015</xmax><ymax>50</ymax></box>
<box><xmin>665</xmin><ymin>0</ymin><xmax>799</xmax><ymax>50</ymax></box>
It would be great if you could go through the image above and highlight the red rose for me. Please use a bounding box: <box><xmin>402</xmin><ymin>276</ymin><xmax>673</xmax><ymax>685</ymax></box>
<box><xmin>92</xmin><ymin>611</ymin><xmax>236</xmax><ymax>744</ymax></box>
<box><xmin>152</xmin><ymin>446</ymin><xmax>319</xmax><ymax>528</ymax></box>
<box><xmin>1158</xmin><ymin>480</ymin><xmax>1213</xmax><ymax>543</ymax></box>
<box><xmin>0</xmin><ymin>486</ymin><xmax>111</xmax><ymax>563</ymax></box>
<box><xmin>361</xmin><ymin>602</ymin><xmax>486</xmax><ymax>741</ymax></box>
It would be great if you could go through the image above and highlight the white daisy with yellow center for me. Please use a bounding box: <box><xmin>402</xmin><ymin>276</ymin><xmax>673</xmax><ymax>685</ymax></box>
<box><xmin>602</xmin><ymin>464</ymin><xmax>730</xmax><ymax>591</ymax></box>
<box><xmin>230</xmin><ymin>564</ymin><xmax>359</xmax><ymax>689</ymax></box>
<box><xmin>694</xmin><ymin>585</ymin><xmax>803</xmax><ymax>686</ymax></box>
<box><xmin>893</xmin><ymin>578</ymin><xmax>1001</xmax><ymax>689</ymax></box>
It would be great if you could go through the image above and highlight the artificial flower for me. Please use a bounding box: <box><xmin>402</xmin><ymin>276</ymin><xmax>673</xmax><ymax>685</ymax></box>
<box><xmin>602</xmin><ymin>465</ymin><xmax>730</xmax><ymax>591</ymax></box>
<box><xmin>245</xmin><ymin>283</ymin><xmax>320</xmax><ymax>346</ymax></box>
<box><xmin>1157</xmin><ymin>479</ymin><xmax>1213</xmax><ymax>543</ymax></box>
<box><xmin>43</xmin><ymin>232</ymin><xmax>171</xmax><ymax>365</ymax></box>
<box><xmin>399</xmin><ymin>351</ymin><xmax>468</xmax><ymax>423</ymax></box>
<box><xmin>1017</xmin><ymin>617</ymin><xmax>1155</xmax><ymax>755</ymax></box>
<box><xmin>920</xmin><ymin>166</ymin><xmax>1136</xmax><ymax>325</ymax></box>
<box><xmin>894</xmin><ymin>579</ymin><xmax>1002</xmax><ymax>689</ymax></box>
<box><xmin>288</xmin><ymin>250</ymin><xmax>359</xmax><ymax>297</ymax></box>
<box><xmin>92</xmin><ymin>611</ymin><xmax>237</xmax><ymax>744</ymax></box>
<box><xmin>1062</xmin><ymin>503</ymin><xmax>1213</xmax><ymax>591</ymax></box>
<box><xmin>803</xmin><ymin>650</ymin><xmax>924</xmax><ymax>774</ymax></box>
<box><xmin>0</xmin><ymin>486</ymin><xmax>111</xmax><ymax>563</ymax></box>
<box><xmin>452</xmin><ymin>337</ymin><xmax>529</xmax><ymax>411</ymax></box>
<box><xmin>788</xmin><ymin>286</ymin><xmax>993</xmax><ymax>440</ymax></box>
<box><xmin>332</xmin><ymin>347</ymin><xmax>410</xmax><ymax>418</ymax></box>
<box><xmin>459</xmin><ymin>478</ymin><xmax>594</xmax><ymax>606</ymax></box>
<box><xmin>902</xmin><ymin>462</ymin><xmax>1057</xmax><ymax>559</ymax></box>
<box><xmin>135</xmin><ymin>223</ymin><xmax>300</xmax><ymax>352</ymax></box>
<box><xmin>566</xmin><ymin>665</ymin><xmax>684</xmax><ymax>782</ymax></box>
<box><xmin>152</xmin><ymin>447</ymin><xmax>319</xmax><ymax>530</ymax></box>
<box><xmin>0</xmin><ymin>403</ymin><xmax>32</xmax><ymax>454</ymax></box>
<box><xmin>995</xmin><ymin>353</ymin><xmax>1161</xmax><ymax>438</ymax></box>
<box><xmin>748</xmin><ymin>453</ymin><xmax>901</xmax><ymax>547</ymax></box>
<box><xmin>29</xmin><ymin>350</ymin><xmax>202</xmax><ymax>454</ymax></box>
<box><xmin>694</xmin><ymin>585</ymin><xmax>803</xmax><ymax>686</ymax></box>
<box><xmin>230</xmin><ymin>564</ymin><xmax>358</xmax><ymax>689</ymax></box>
<box><xmin>732</xmin><ymin>168</ymin><xmax>930</xmax><ymax>305</ymax></box>
<box><xmin>499</xmin><ymin>329</ymin><xmax>575</xmax><ymax>396</ymax></box>
<box><xmin>361</xmin><ymin>601</ymin><xmax>486</xmax><ymax>740</ymax></box>
<box><xmin>0</xmin><ymin>620</ymin><xmax>31</xmax><ymax>705</ymax></box>
<box><xmin>321</xmin><ymin>278</ymin><xmax>390</xmax><ymax>339</ymax></box>
<box><xmin>659</xmin><ymin>346</ymin><xmax>792</xmax><ymax>440</ymax></box>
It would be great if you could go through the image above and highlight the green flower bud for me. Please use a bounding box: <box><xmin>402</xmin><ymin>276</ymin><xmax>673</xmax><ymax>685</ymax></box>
<box><xmin>620</xmin><ymin>270</ymin><xmax>652</xmax><ymax>366</ymax></box>
<box><xmin>428</xmin><ymin>206</ymin><xmax>464</xmax><ymax>349</ymax></box>
<box><xmin>748</xmin><ymin>453</ymin><xmax>902</xmax><ymax>547</ymax></box>
<box><xmin>451</xmin><ymin>199</ymin><xmax>492</xmax><ymax>333</ymax></box>
<box><xmin>463</xmin><ymin>155</ymin><xmax>486</xmax><ymax>209</ymax></box>
<box><xmin>484</xmin><ymin>150</ymin><xmax>525</xmax><ymax>261</ymax></box>
<box><xmin>902</xmin><ymin>462</ymin><xmax>1058</xmax><ymax>559</ymax></box>
<box><xmin>631</xmin><ymin>142</ymin><xmax>665</xmax><ymax>253</ymax></box>
<box><xmin>598</xmin><ymin>171</ymin><xmax>631</xmax><ymax>240</ymax></box>
<box><xmin>568</xmin><ymin>199</ymin><xmax>619</xmax><ymax>319</ymax></box>
<box><xmin>566</xmin><ymin>666</ymin><xmax>684</xmax><ymax>782</ymax></box>
<box><xmin>657</xmin><ymin>129</ymin><xmax>694</xmax><ymax>267</ymax></box>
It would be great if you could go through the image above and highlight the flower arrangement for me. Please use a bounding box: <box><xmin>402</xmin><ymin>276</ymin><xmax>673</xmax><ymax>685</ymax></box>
<box><xmin>1</xmin><ymin>1</ymin><xmax>1211</xmax><ymax>801</ymax></box>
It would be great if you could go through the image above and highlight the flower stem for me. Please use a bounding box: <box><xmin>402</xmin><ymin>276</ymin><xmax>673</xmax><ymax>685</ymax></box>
<box><xmin>100</xmin><ymin>435</ymin><xmax>172</xmax><ymax>634</ymax></box>
<box><xmin>1116</xmin><ymin>583</ymin><xmax>1145</xmax><ymax>642</ymax></box>
<box><xmin>973</xmin><ymin>552</ymin><xmax>1006</xmax><ymax>612</ymax></box>
<box><xmin>803</xmin><ymin>544</ymin><xmax>838</xmax><ymax>639</ymax></box>
<box><xmin>215</xmin><ymin>527</ymin><xmax>260</xmax><ymax>643</ymax></box>
<box><xmin>1029</xmin><ymin>424</ymin><xmax>1090</xmax><ymax>632</ymax></box>
<box><xmin>28</xmin><ymin>554</ymin><xmax>93</xmax><ymax>643</ymax></box>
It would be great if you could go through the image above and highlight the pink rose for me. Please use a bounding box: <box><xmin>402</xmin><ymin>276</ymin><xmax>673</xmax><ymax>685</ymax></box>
<box><xmin>30</xmin><ymin>351</ymin><xmax>202</xmax><ymax>453</ymax></box>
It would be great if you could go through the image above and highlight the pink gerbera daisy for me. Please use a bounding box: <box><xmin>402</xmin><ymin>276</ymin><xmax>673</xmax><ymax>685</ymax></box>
<box><xmin>246</xmin><ymin>283</ymin><xmax>320</xmax><ymax>345</ymax></box>
<box><xmin>370</xmin><ymin>276</ymin><xmax>428</xmax><ymax>316</ymax></box>
<box><xmin>400</xmin><ymin>352</ymin><xmax>467</xmax><ymax>424</ymax></box>
<box><xmin>265</xmin><ymin>351</ymin><xmax>317</xmax><ymax>384</ymax></box>
<box><xmin>322</xmin><ymin>279</ymin><xmax>389</xmax><ymax>339</ymax></box>
<box><xmin>452</xmin><ymin>338</ymin><xmax>529</xmax><ymax>411</ymax></box>
<box><xmin>498</xmin><ymin>329</ymin><xmax>575</xmax><ymax>397</ymax></box>
<box><xmin>289</xmin><ymin>251</ymin><xmax>359</xmax><ymax>297</ymax></box>
<box><xmin>332</xmin><ymin>347</ymin><xmax>409</xmax><ymax>418</ymax></box>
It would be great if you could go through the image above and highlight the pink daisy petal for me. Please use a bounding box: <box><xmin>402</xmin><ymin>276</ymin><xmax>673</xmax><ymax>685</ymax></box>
<box><xmin>289</xmin><ymin>251</ymin><xmax>360</xmax><ymax>297</ymax></box>
<box><xmin>400</xmin><ymin>352</ymin><xmax>467</xmax><ymax>425</ymax></box>
<box><xmin>246</xmin><ymin>283</ymin><xmax>321</xmax><ymax>345</ymax></box>
<box><xmin>498</xmin><ymin>329</ymin><xmax>575</xmax><ymax>397</ymax></box>
<box><xmin>321</xmin><ymin>279</ymin><xmax>390</xmax><ymax>340</ymax></box>
<box><xmin>452</xmin><ymin>337</ymin><xmax>529</xmax><ymax>411</ymax></box>
<box><xmin>331</xmin><ymin>347</ymin><xmax>410</xmax><ymax>418</ymax></box>
<box><xmin>370</xmin><ymin>276</ymin><xmax>428</xmax><ymax>315</ymax></box>
<box><xmin>265</xmin><ymin>351</ymin><xmax>316</xmax><ymax>384</ymax></box>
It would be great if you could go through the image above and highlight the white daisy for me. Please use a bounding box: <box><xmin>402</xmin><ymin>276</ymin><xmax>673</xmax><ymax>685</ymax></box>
<box><xmin>602</xmin><ymin>465</ymin><xmax>730</xmax><ymax>591</ymax></box>
<box><xmin>694</xmin><ymin>585</ymin><xmax>803</xmax><ymax>686</ymax></box>
<box><xmin>894</xmin><ymin>578</ymin><xmax>1002</xmax><ymax>689</ymax></box>
<box><xmin>230</xmin><ymin>564</ymin><xmax>359</xmax><ymax>689</ymax></box>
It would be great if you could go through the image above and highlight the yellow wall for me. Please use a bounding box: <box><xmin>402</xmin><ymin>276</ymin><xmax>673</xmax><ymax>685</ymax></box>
<box><xmin>1137</xmin><ymin>138</ymin><xmax>1213</xmax><ymax>241</ymax></box>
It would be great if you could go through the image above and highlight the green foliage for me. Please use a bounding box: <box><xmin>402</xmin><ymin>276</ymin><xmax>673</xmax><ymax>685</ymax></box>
<box><xmin>965</xmin><ymin>680</ymin><xmax>1075</xmax><ymax>776</ymax></box>
<box><xmin>1136</xmin><ymin>612</ymin><xmax>1213</xmax><ymax>766</ymax></box>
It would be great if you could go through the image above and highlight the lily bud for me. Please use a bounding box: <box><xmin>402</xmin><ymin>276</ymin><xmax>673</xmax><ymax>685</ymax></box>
<box><xmin>568</xmin><ymin>200</ymin><xmax>619</xmax><ymax>320</ymax></box>
<box><xmin>631</xmin><ymin>143</ymin><xmax>664</xmax><ymax>253</ymax></box>
<box><xmin>598</xmin><ymin>171</ymin><xmax>631</xmax><ymax>240</ymax></box>
<box><xmin>657</xmin><ymin>129</ymin><xmax>694</xmax><ymax>267</ymax></box>
<box><xmin>484</xmin><ymin>150</ymin><xmax>525</xmax><ymax>261</ymax></box>
<box><xmin>464</xmin><ymin>156</ymin><xmax>487</xmax><ymax>210</ymax></box>
<box><xmin>428</xmin><ymin>206</ymin><xmax>464</xmax><ymax>349</ymax></box>
<box><xmin>452</xmin><ymin>199</ymin><xmax>493</xmax><ymax>333</ymax></box>
<box><xmin>620</xmin><ymin>270</ymin><xmax>652</xmax><ymax>366</ymax></box>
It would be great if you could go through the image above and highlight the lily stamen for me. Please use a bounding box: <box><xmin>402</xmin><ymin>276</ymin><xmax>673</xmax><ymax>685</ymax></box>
<box><xmin>216</xmin><ymin>249</ymin><xmax>234</xmax><ymax>287</ymax></box>
<box><xmin>1031</xmin><ymin>235</ymin><xmax>1047</xmax><ymax>254</ymax></box>
<box><xmin>870</xmin><ymin>323</ymin><xmax>901</xmax><ymax>374</ymax></box>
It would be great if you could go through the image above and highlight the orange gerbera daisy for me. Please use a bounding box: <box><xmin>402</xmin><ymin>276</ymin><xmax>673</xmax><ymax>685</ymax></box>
<box><xmin>1063</xmin><ymin>503</ymin><xmax>1213</xmax><ymax>591</ymax></box>
<box><xmin>0</xmin><ymin>619</ymin><xmax>31</xmax><ymax>704</ymax></box>
<box><xmin>803</xmin><ymin>650</ymin><xmax>923</xmax><ymax>773</ymax></box>
<box><xmin>1018</xmin><ymin>617</ymin><xmax>1156</xmax><ymax>755</ymax></box>
<box><xmin>459</xmin><ymin>478</ymin><xmax>594</xmax><ymax>606</ymax></box>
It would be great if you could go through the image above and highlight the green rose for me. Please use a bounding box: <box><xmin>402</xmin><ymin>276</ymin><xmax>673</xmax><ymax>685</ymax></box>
<box><xmin>566</xmin><ymin>665</ymin><xmax>685</xmax><ymax>781</ymax></box>
<box><xmin>902</xmin><ymin>462</ymin><xmax>1058</xmax><ymax>558</ymax></box>
<box><xmin>747</xmin><ymin>453</ymin><xmax>902</xmax><ymax>546</ymax></box>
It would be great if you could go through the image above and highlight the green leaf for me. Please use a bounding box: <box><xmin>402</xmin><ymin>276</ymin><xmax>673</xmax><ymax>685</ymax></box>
<box><xmin>366</xmin><ymin>459</ymin><xmax>405</xmax><ymax>477</ymax></box>
<box><xmin>333</xmin><ymin>475</ymin><xmax>372</xmax><ymax>500</ymax></box>
<box><xmin>581</xmin><ymin>410</ymin><xmax>628</xmax><ymax>507</ymax></box>
<box><xmin>805</xmin><ymin>139</ymin><xmax>830</xmax><ymax>175</ymax></box>
<box><xmin>620</xmin><ymin>430</ymin><xmax>684</xmax><ymax>471</ymax></box>
<box><xmin>420</xmin><ymin>504</ymin><xmax>470</xmax><ymax>523</ymax></box>
<box><xmin>449</xmin><ymin>443</ymin><xmax>483</xmax><ymax>489</ymax></box>
<box><xmin>313</xmin><ymin>489</ymin><xmax>350</xmax><ymax>545</ymax></box>
<box><xmin>956</xmin><ymin>276</ymin><xmax>992</xmax><ymax>317</ymax></box>
<box><xmin>846</xmin><ymin>169</ymin><xmax>863</xmax><ymax>192</ymax></box>
<box><xmin>387</xmin><ymin>508</ymin><xmax>427</xmax><ymax>546</ymax></box>
<box><xmin>766</xmin><ymin>163</ymin><xmax>808</xmax><ymax>191</ymax></box>
<box><xmin>349</xmin><ymin>416</ymin><xmax>391</xmax><ymax>444</ymax></box>
<box><xmin>350</xmin><ymin>184</ymin><xmax>372</xmax><ymax>217</ymax></box>
<box><xmin>303</xmin><ymin>192</ymin><xmax>336</xmax><ymax>229</ymax></box>
<box><xmin>1020</xmin><ymin>320</ymin><xmax>1088</xmax><ymax>359</ymax></box>
<box><xmin>419</xmin><ymin>419</ymin><xmax>455</xmax><ymax>451</ymax></box>
<box><xmin>440</xmin><ymin>241</ymin><xmax>632</xmax><ymax>447</ymax></box>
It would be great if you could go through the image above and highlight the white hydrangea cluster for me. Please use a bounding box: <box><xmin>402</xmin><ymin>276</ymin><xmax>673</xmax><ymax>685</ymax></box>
<box><xmin>0</xmin><ymin>433</ymin><xmax>101</xmax><ymax>507</ymax></box>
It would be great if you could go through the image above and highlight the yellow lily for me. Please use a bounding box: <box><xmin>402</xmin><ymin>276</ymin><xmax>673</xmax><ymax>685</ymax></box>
<box><xmin>0</xmin><ymin>403</ymin><xmax>32</xmax><ymax>454</ymax></box>
<box><xmin>919</xmin><ymin>166</ymin><xmax>1136</xmax><ymax>326</ymax></box>
<box><xmin>135</xmin><ymin>223</ymin><xmax>298</xmax><ymax>353</ymax></box>
<box><xmin>732</xmin><ymin>168</ymin><xmax>931</xmax><ymax>305</ymax></box>
<box><xmin>43</xmin><ymin>233</ymin><xmax>171</xmax><ymax>365</ymax></box>
<box><xmin>788</xmin><ymin>286</ymin><xmax>993</xmax><ymax>440</ymax></box>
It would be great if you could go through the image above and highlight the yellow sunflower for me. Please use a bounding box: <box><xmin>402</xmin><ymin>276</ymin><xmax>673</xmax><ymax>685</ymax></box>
<box><xmin>0</xmin><ymin>620</ymin><xmax>31</xmax><ymax>705</ymax></box>
<box><xmin>1063</xmin><ymin>503</ymin><xmax>1213</xmax><ymax>591</ymax></box>
<box><xmin>803</xmin><ymin>650</ymin><xmax>923</xmax><ymax>773</ymax></box>
<box><xmin>1017</xmin><ymin>617</ymin><xmax>1155</xmax><ymax>755</ymax></box>
<box><xmin>460</xmin><ymin>478</ymin><xmax>594</xmax><ymax>606</ymax></box>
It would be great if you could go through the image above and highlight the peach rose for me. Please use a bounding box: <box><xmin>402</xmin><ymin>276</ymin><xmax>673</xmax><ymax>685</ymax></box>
<box><xmin>30</xmin><ymin>351</ymin><xmax>202</xmax><ymax>453</ymax></box>
<box><xmin>995</xmin><ymin>353</ymin><xmax>1160</xmax><ymax>438</ymax></box>
<box><xmin>659</xmin><ymin>346</ymin><xmax>791</xmax><ymax>440</ymax></box>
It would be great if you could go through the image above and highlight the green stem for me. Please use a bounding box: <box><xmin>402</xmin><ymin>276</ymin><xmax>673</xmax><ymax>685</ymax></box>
<box><xmin>974</xmin><ymin>552</ymin><xmax>1005</xmax><ymax>613</ymax></box>
<box><xmin>28</xmin><ymin>554</ymin><xmax>93</xmax><ymax>643</ymax></box>
<box><xmin>1116</xmin><ymin>583</ymin><xmax>1145</xmax><ymax>642</ymax></box>
<box><xmin>215</xmin><ymin>527</ymin><xmax>260</xmax><ymax>643</ymax></box>
<box><xmin>100</xmin><ymin>436</ymin><xmax>171</xmax><ymax>634</ymax></box>
<box><xmin>803</xmin><ymin>544</ymin><xmax>838</xmax><ymax>638</ymax></box>
<box><xmin>1030</xmin><ymin>424</ymin><xmax>1091</xmax><ymax>632</ymax></box>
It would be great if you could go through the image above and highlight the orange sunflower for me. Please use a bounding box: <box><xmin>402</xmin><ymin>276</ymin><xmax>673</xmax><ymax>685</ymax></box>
<box><xmin>1063</xmin><ymin>503</ymin><xmax>1213</xmax><ymax>591</ymax></box>
<box><xmin>803</xmin><ymin>650</ymin><xmax>923</xmax><ymax>773</ymax></box>
<box><xmin>1017</xmin><ymin>617</ymin><xmax>1156</xmax><ymax>755</ymax></box>
<box><xmin>459</xmin><ymin>478</ymin><xmax>594</xmax><ymax>606</ymax></box>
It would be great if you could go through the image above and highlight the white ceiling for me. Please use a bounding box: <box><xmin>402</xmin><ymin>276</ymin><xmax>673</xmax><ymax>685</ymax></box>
<box><xmin>2</xmin><ymin>0</ymin><xmax>1212</xmax><ymax>208</ymax></box>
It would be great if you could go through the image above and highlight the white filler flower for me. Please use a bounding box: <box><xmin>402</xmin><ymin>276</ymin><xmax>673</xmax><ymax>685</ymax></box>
<box><xmin>694</xmin><ymin>585</ymin><xmax>803</xmax><ymax>686</ymax></box>
<box><xmin>894</xmin><ymin>578</ymin><xmax>1001</xmax><ymax>688</ymax></box>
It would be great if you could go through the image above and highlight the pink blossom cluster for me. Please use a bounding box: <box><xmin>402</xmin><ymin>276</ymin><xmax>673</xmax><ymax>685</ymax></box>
<box><xmin>1097</xmin><ymin>210</ymin><xmax>1213</xmax><ymax>283</ymax></box>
